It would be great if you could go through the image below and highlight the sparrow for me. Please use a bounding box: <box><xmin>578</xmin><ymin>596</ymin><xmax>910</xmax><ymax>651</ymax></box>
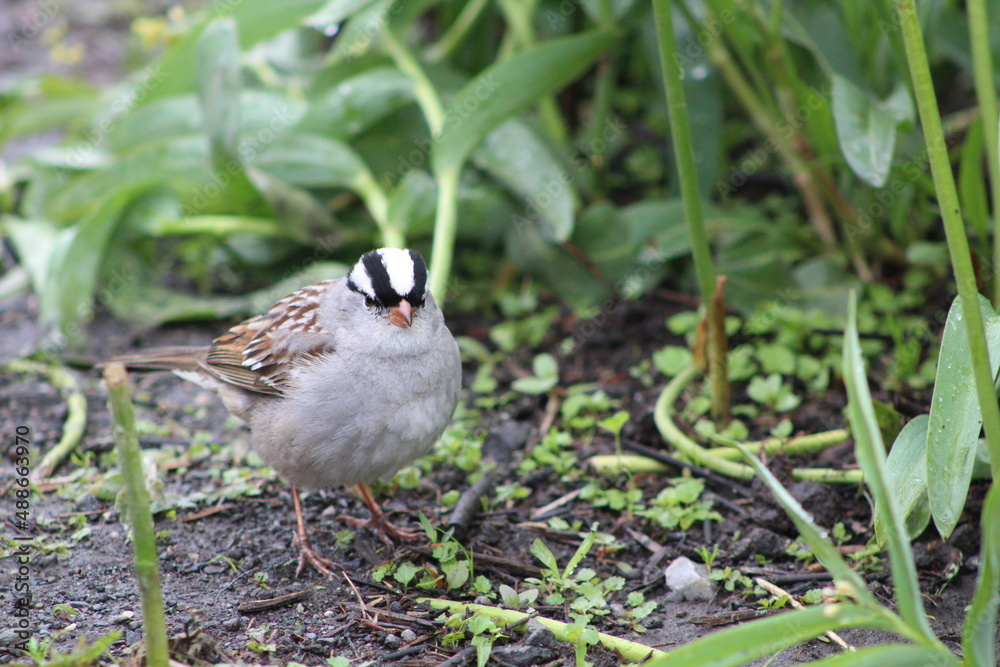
<box><xmin>106</xmin><ymin>248</ymin><xmax>462</xmax><ymax>576</ymax></box>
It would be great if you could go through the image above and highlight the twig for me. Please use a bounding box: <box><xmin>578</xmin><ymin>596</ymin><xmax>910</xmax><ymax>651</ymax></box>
<box><xmin>405</xmin><ymin>545</ymin><xmax>542</xmax><ymax>578</ymax></box>
<box><xmin>622</xmin><ymin>438</ymin><xmax>752</xmax><ymax>499</ymax></box>
<box><xmin>236</xmin><ymin>589</ymin><xmax>314</xmax><ymax>614</ymax></box>
<box><xmin>530</xmin><ymin>487</ymin><xmax>586</xmax><ymax>519</ymax></box>
<box><xmin>447</xmin><ymin>468</ymin><xmax>499</xmax><ymax>542</ymax></box>
<box><xmin>755</xmin><ymin>578</ymin><xmax>851</xmax><ymax>650</ymax></box>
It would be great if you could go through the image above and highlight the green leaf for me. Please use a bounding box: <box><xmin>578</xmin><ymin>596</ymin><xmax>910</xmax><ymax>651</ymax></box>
<box><xmin>256</xmin><ymin>133</ymin><xmax>371</xmax><ymax>189</ymax></box>
<box><xmin>959</xmin><ymin>116</ymin><xmax>990</xmax><ymax>248</ymax></box>
<box><xmin>927</xmin><ymin>296</ymin><xmax>1000</xmax><ymax>539</ymax></box>
<box><xmin>144</xmin><ymin>0</ymin><xmax>328</xmax><ymax>102</ymax></box>
<box><xmin>300</xmin><ymin>67</ymin><xmax>415</xmax><ymax>140</ymax></box>
<box><xmin>197</xmin><ymin>18</ymin><xmax>243</xmax><ymax>168</ymax></box>
<box><xmin>831</xmin><ymin>75</ymin><xmax>907</xmax><ymax>188</ymax></box>
<box><xmin>842</xmin><ymin>292</ymin><xmax>935</xmax><ymax>641</ymax></box>
<box><xmin>875</xmin><ymin>415</ymin><xmax>930</xmax><ymax>544</ymax></box>
<box><xmin>728</xmin><ymin>440</ymin><xmax>873</xmax><ymax>606</ymax></box>
<box><xmin>432</xmin><ymin>29</ymin><xmax>615</xmax><ymax>174</ymax></box>
<box><xmin>961</xmin><ymin>484</ymin><xmax>1000</xmax><ymax>665</ymax></box>
<box><xmin>653</xmin><ymin>346</ymin><xmax>693</xmax><ymax>376</ymax></box>
<box><xmin>643</xmin><ymin>604</ymin><xmax>893</xmax><ymax>667</ymax></box>
<box><xmin>472</xmin><ymin>119</ymin><xmax>576</xmax><ymax>241</ymax></box>
<box><xmin>529</xmin><ymin>539</ymin><xmax>559</xmax><ymax>573</ymax></box>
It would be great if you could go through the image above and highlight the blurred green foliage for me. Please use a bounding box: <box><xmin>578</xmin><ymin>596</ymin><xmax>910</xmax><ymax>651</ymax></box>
<box><xmin>0</xmin><ymin>0</ymin><xmax>994</xmax><ymax>347</ymax></box>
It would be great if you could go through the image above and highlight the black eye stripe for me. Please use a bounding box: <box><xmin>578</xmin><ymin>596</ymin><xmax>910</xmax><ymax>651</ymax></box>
<box><xmin>360</xmin><ymin>252</ymin><xmax>397</xmax><ymax>307</ymax></box>
<box><xmin>407</xmin><ymin>249</ymin><xmax>427</xmax><ymax>306</ymax></box>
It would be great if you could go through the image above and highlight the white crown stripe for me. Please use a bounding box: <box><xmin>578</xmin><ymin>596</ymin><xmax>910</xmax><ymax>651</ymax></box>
<box><xmin>379</xmin><ymin>248</ymin><xmax>417</xmax><ymax>298</ymax></box>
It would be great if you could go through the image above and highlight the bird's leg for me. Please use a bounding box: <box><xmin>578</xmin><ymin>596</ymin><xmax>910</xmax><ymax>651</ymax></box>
<box><xmin>291</xmin><ymin>485</ymin><xmax>336</xmax><ymax>578</ymax></box>
<box><xmin>338</xmin><ymin>482</ymin><xmax>420</xmax><ymax>547</ymax></box>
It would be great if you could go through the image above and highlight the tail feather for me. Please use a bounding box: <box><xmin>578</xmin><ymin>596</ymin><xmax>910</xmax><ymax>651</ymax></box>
<box><xmin>98</xmin><ymin>346</ymin><xmax>207</xmax><ymax>372</ymax></box>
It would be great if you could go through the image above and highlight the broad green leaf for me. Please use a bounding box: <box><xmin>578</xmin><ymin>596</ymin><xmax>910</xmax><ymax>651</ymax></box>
<box><xmin>0</xmin><ymin>76</ymin><xmax>101</xmax><ymax>142</ymax></box>
<box><xmin>801</xmin><ymin>644</ymin><xmax>961</xmax><ymax>667</ymax></box>
<box><xmin>962</xmin><ymin>483</ymin><xmax>1000</xmax><ymax>665</ymax></box>
<box><xmin>245</xmin><ymin>166</ymin><xmax>334</xmax><ymax>242</ymax></box>
<box><xmin>781</xmin><ymin>2</ymin><xmax>866</xmax><ymax>86</ymax></box>
<box><xmin>875</xmin><ymin>415</ymin><xmax>930</xmax><ymax>544</ymax></box>
<box><xmin>472</xmin><ymin>119</ymin><xmax>576</xmax><ymax>241</ymax></box>
<box><xmin>44</xmin><ymin>188</ymin><xmax>148</xmax><ymax>341</ymax></box>
<box><xmin>197</xmin><ymin>18</ymin><xmax>243</xmax><ymax>168</ymax></box>
<box><xmin>256</xmin><ymin>133</ymin><xmax>372</xmax><ymax>188</ymax></box>
<box><xmin>143</xmin><ymin>0</ymin><xmax>328</xmax><ymax>102</ymax></box>
<box><xmin>432</xmin><ymin>29</ymin><xmax>615</xmax><ymax>174</ymax></box>
<box><xmin>299</xmin><ymin>67</ymin><xmax>415</xmax><ymax>140</ymax></box>
<box><xmin>3</xmin><ymin>217</ymin><xmax>60</xmax><ymax>300</ymax></box>
<box><xmin>643</xmin><ymin>604</ymin><xmax>894</xmax><ymax>667</ymax></box>
<box><xmin>843</xmin><ymin>292</ymin><xmax>934</xmax><ymax>640</ymax></box>
<box><xmin>927</xmin><ymin>296</ymin><xmax>1000</xmax><ymax>539</ymax></box>
<box><xmin>831</xmin><ymin>75</ymin><xmax>906</xmax><ymax>188</ymax></box>
<box><xmin>106</xmin><ymin>261</ymin><xmax>349</xmax><ymax>327</ymax></box>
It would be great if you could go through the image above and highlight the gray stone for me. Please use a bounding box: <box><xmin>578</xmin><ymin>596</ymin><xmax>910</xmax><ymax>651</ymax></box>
<box><xmin>664</xmin><ymin>556</ymin><xmax>715</xmax><ymax>601</ymax></box>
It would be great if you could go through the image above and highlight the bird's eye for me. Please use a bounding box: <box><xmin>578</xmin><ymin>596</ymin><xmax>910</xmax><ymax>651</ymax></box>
<box><xmin>363</xmin><ymin>296</ymin><xmax>376</xmax><ymax>309</ymax></box>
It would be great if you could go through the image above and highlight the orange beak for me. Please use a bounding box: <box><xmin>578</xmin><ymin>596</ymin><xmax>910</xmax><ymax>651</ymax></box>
<box><xmin>388</xmin><ymin>299</ymin><xmax>413</xmax><ymax>328</ymax></box>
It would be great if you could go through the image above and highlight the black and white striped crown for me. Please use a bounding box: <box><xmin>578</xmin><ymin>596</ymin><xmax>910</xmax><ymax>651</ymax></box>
<box><xmin>347</xmin><ymin>248</ymin><xmax>428</xmax><ymax>308</ymax></box>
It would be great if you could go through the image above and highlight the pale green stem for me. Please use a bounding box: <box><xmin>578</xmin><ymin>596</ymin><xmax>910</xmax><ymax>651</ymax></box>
<box><xmin>896</xmin><ymin>0</ymin><xmax>1000</xmax><ymax>477</ymax></box>
<box><xmin>967</xmin><ymin>0</ymin><xmax>1000</xmax><ymax>305</ymax></box>
<box><xmin>651</xmin><ymin>0</ymin><xmax>715</xmax><ymax>303</ymax></box>
<box><xmin>382</xmin><ymin>29</ymin><xmax>445</xmax><ymax>135</ymax></box>
<box><xmin>104</xmin><ymin>365</ymin><xmax>168</xmax><ymax>667</ymax></box>
<box><xmin>429</xmin><ymin>166</ymin><xmax>460</xmax><ymax>301</ymax></box>
<box><xmin>423</xmin><ymin>599</ymin><xmax>666</xmax><ymax>661</ymax></box>
<box><xmin>654</xmin><ymin>365</ymin><xmax>864</xmax><ymax>483</ymax></box>
<box><xmin>7</xmin><ymin>361</ymin><xmax>88</xmax><ymax>483</ymax></box>
<box><xmin>707</xmin><ymin>429</ymin><xmax>851</xmax><ymax>461</ymax></box>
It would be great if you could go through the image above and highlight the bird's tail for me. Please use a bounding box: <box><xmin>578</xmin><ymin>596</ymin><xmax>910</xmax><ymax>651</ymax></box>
<box><xmin>97</xmin><ymin>347</ymin><xmax>206</xmax><ymax>372</ymax></box>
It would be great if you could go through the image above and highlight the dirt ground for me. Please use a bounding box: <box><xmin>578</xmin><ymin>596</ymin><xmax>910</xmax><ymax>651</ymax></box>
<box><xmin>0</xmin><ymin>287</ymin><xmax>992</xmax><ymax>666</ymax></box>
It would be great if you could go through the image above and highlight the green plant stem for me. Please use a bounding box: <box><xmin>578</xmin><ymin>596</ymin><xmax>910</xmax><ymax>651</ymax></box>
<box><xmin>429</xmin><ymin>166</ymin><xmax>460</xmax><ymax>301</ymax></box>
<box><xmin>707</xmin><ymin>429</ymin><xmax>850</xmax><ymax>460</ymax></box>
<box><xmin>104</xmin><ymin>364</ymin><xmax>168</xmax><ymax>667</ymax></box>
<box><xmin>6</xmin><ymin>361</ymin><xmax>87</xmax><ymax>483</ymax></box>
<box><xmin>425</xmin><ymin>0</ymin><xmax>490</xmax><ymax>63</ymax></box>
<box><xmin>381</xmin><ymin>28</ymin><xmax>456</xmax><ymax>297</ymax></box>
<box><xmin>967</xmin><ymin>0</ymin><xmax>1000</xmax><ymax>305</ymax></box>
<box><xmin>654</xmin><ymin>365</ymin><xmax>864</xmax><ymax>483</ymax></box>
<box><xmin>896</xmin><ymin>0</ymin><xmax>1000</xmax><ymax>478</ymax></box>
<box><xmin>652</xmin><ymin>0</ymin><xmax>715</xmax><ymax>303</ymax></box>
<box><xmin>423</xmin><ymin>599</ymin><xmax>666</xmax><ymax>661</ymax></box>
<box><xmin>353</xmin><ymin>172</ymin><xmax>396</xmax><ymax>247</ymax></box>
<box><xmin>382</xmin><ymin>29</ymin><xmax>445</xmax><ymax>135</ymax></box>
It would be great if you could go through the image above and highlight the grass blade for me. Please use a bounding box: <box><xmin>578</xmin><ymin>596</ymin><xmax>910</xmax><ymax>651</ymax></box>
<box><xmin>842</xmin><ymin>291</ymin><xmax>937</xmax><ymax>645</ymax></box>
<box><xmin>643</xmin><ymin>604</ymin><xmax>895</xmax><ymax>667</ymax></box>
<box><xmin>961</xmin><ymin>483</ymin><xmax>1000</xmax><ymax>665</ymax></box>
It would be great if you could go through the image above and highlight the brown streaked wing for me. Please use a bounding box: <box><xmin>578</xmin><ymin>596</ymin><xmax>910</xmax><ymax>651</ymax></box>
<box><xmin>203</xmin><ymin>279</ymin><xmax>339</xmax><ymax>395</ymax></box>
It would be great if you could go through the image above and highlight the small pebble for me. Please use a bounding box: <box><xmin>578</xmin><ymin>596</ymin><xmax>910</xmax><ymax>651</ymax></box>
<box><xmin>384</xmin><ymin>634</ymin><xmax>402</xmax><ymax>648</ymax></box>
<box><xmin>223</xmin><ymin>617</ymin><xmax>243</xmax><ymax>631</ymax></box>
<box><xmin>112</xmin><ymin>611</ymin><xmax>135</xmax><ymax>624</ymax></box>
<box><xmin>400</xmin><ymin>629</ymin><xmax>416</xmax><ymax>642</ymax></box>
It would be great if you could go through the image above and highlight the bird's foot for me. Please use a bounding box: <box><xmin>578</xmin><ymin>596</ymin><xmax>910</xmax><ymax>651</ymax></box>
<box><xmin>337</xmin><ymin>512</ymin><xmax>420</xmax><ymax>548</ymax></box>
<box><xmin>292</xmin><ymin>529</ymin><xmax>337</xmax><ymax>578</ymax></box>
